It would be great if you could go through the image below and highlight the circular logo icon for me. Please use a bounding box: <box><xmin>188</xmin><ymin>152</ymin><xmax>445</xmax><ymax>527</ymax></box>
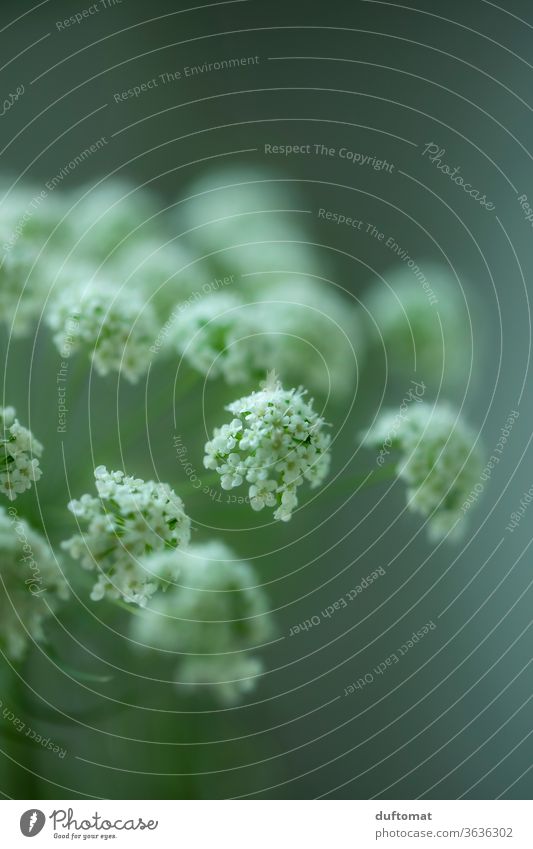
<box><xmin>20</xmin><ymin>810</ymin><xmax>46</xmax><ymax>837</ymax></box>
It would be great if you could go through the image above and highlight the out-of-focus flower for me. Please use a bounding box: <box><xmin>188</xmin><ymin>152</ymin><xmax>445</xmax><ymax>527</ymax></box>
<box><xmin>362</xmin><ymin>264</ymin><xmax>472</xmax><ymax>388</ymax></box>
<box><xmin>111</xmin><ymin>238</ymin><xmax>205</xmax><ymax>319</ymax></box>
<box><xmin>204</xmin><ymin>373</ymin><xmax>331</xmax><ymax>521</ymax></box>
<box><xmin>0</xmin><ymin>244</ymin><xmax>48</xmax><ymax>337</ymax></box>
<box><xmin>172</xmin><ymin>275</ymin><xmax>364</xmax><ymax>398</ymax></box>
<box><xmin>0</xmin><ymin>407</ymin><xmax>42</xmax><ymax>501</ymax></box>
<box><xmin>249</xmin><ymin>276</ymin><xmax>364</xmax><ymax>398</ymax></box>
<box><xmin>0</xmin><ymin>183</ymin><xmax>83</xmax><ymax>336</ymax></box>
<box><xmin>0</xmin><ymin>182</ymin><xmax>68</xmax><ymax>250</ymax></box>
<box><xmin>364</xmin><ymin>402</ymin><xmax>484</xmax><ymax>541</ymax></box>
<box><xmin>131</xmin><ymin>540</ymin><xmax>272</xmax><ymax>703</ymax></box>
<box><xmin>179</xmin><ymin>165</ymin><xmax>321</xmax><ymax>278</ymax></box>
<box><xmin>178</xmin><ymin>653</ymin><xmax>263</xmax><ymax>704</ymax></box>
<box><xmin>45</xmin><ymin>277</ymin><xmax>159</xmax><ymax>382</ymax></box>
<box><xmin>62</xmin><ymin>466</ymin><xmax>191</xmax><ymax>605</ymax></box>
<box><xmin>65</xmin><ymin>180</ymin><xmax>159</xmax><ymax>260</ymax></box>
<box><xmin>0</xmin><ymin>506</ymin><xmax>68</xmax><ymax>660</ymax></box>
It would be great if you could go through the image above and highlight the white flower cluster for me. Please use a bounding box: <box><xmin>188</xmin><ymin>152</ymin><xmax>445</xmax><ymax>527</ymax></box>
<box><xmin>172</xmin><ymin>278</ymin><xmax>364</xmax><ymax>398</ymax></box>
<box><xmin>0</xmin><ymin>407</ymin><xmax>43</xmax><ymax>501</ymax></box>
<box><xmin>168</xmin><ymin>163</ymin><xmax>364</xmax><ymax>398</ymax></box>
<box><xmin>46</xmin><ymin>278</ymin><xmax>159</xmax><ymax>382</ymax></box>
<box><xmin>0</xmin><ymin>507</ymin><xmax>68</xmax><ymax>661</ymax></box>
<box><xmin>112</xmin><ymin>238</ymin><xmax>203</xmax><ymax>318</ymax></box>
<box><xmin>62</xmin><ymin>466</ymin><xmax>191</xmax><ymax>605</ymax></box>
<box><xmin>173</xmin><ymin>293</ymin><xmax>270</xmax><ymax>384</ymax></box>
<box><xmin>0</xmin><ymin>183</ymin><xmax>73</xmax><ymax>337</ymax></box>
<box><xmin>2</xmin><ymin>172</ymin><xmax>365</xmax><ymax>404</ymax></box>
<box><xmin>66</xmin><ymin>180</ymin><xmax>159</xmax><ymax>259</ymax></box>
<box><xmin>179</xmin><ymin>165</ymin><xmax>317</xmax><ymax>279</ymax></box>
<box><xmin>0</xmin><ymin>182</ymin><xmax>68</xmax><ymax>251</ymax></box>
<box><xmin>177</xmin><ymin>654</ymin><xmax>263</xmax><ymax>704</ymax></box>
<box><xmin>251</xmin><ymin>277</ymin><xmax>363</xmax><ymax>398</ymax></box>
<box><xmin>131</xmin><ymin>540</ymin><xmax>272</xmax><ymax>703</ymax></box>
<box><xmin>362</xmin><ymin>264</ymin><xmax>472</xmax><ymax>388</ymax></box>
<box><xmin>204</xmin><ymin>374</ymin><xmax>331</xmax><ymax>521</ymax></box>
<box><xmin>0</xmin><ymin>245</ymin><xmax>48</xmax><ymax>337</ymax></box>
<box><xmin>0</xmin><ymin>176</ymin><xmax>185</xmax><ymax>360</ymax></box>
<box><xmin>365</xmin><ymin>402</ymin><xmax>483</xmax><ymax>541</ymax></box>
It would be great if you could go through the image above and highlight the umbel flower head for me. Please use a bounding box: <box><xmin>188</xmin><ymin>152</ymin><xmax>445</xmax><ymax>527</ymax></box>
<box><xmin>0</xmin><ymin>407</ymin><xmax>43</xmax><ymax>501</ymax></box>
<box><xmin>364</xmin><ymin>402</ymin><xmax>484</xmax><ymax>541</ymax></box>
<box><xmin>0</xmin><ymin>507</ymin><xmax>68</xmax><ymax>661</ymax></box>
<box><xmin>173</xmin><ymin>292</ymin><xmax>271</xmax><ymax>384</ymax></box>
<box><xmin>204</xmin><ymin>373</ymin><xmax>331</xmax><ymax>521</ymax></box>
<box><xmin>62</xmin><ymin>466</ymin><xmax>191</xmax><ymax>605</ymax></box>
<box><xmin>46</xmin><ymin>277</ymin><xmax>159</xmax><ymax>382</ymax></box>
<box><xmin>131</xmin><ymin>540</ymin><xmax>273</xmax><ymax>703</ymax></box>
